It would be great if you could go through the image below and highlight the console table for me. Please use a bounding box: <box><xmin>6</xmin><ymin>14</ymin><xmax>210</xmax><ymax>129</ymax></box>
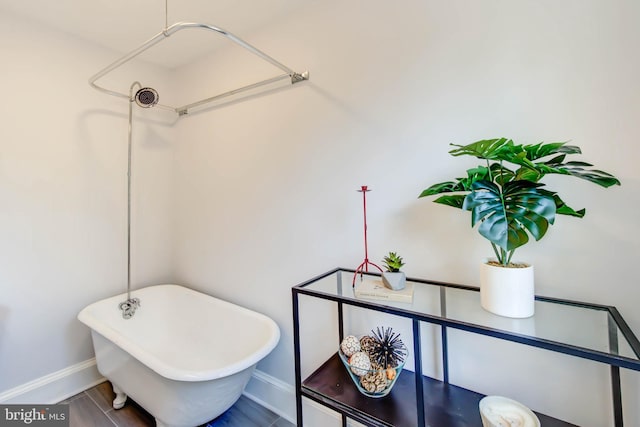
<box><xmin>292</xmin><ymin>268</ymin><xmax>640</xmax><ymax>426</ymax></box>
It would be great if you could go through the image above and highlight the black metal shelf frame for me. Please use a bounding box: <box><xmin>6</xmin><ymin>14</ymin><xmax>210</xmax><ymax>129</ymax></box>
<box><xmin>292</xmin><ymin>268</ymin><xmax>640</xmax><ymax>427</ymax></box>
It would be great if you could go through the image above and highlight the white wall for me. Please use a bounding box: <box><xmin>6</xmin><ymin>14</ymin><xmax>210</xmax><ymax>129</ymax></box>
<box><xmin>171</xmin><ymin>0</ymin><xmax>640</xmax><ymax>426</ymax></box>
<box><xmin>1</xmin><ymin>0</ymin><xmax>639</xmax><ymax>425</ymax></box>
<box><xmin>0</xmin><ymin>10</ymin><xmax>175</xmax><ymax>394</ymax></box>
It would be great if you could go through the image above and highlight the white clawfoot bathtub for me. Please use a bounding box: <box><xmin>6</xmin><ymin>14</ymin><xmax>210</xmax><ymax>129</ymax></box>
<box><xmin>78</xmin><ymin>284</ymin><xmax>280</xmax><ymax>427</ymax></box>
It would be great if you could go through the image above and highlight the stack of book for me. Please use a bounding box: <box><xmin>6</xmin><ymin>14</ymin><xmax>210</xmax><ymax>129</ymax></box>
<box><xmin>354</xmin><ymin>278</ymin><xmax>414</xmax><ymax>303</ymax></box>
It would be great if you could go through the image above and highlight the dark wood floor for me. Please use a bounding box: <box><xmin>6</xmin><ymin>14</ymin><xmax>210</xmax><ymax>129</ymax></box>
<box><xmin>62</xmin><ymin>381</ymin><xmax>294</xmax><ymax>427</ymax></box>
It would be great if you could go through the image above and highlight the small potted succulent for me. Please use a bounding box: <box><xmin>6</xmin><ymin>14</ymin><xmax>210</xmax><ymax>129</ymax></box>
<box><xmin>419</xmin><ymin>138</ymin><xmax>620</xmax><ymax>318</ymax></box>
<box><xmin>381</xmin><ymin>251</ymin><xmax>406</xmax><ymax>290</ymax></box>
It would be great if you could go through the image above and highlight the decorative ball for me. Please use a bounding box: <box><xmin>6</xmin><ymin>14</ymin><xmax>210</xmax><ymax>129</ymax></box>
<box><xmin>360</xmin><ymin>335</ymin><xmax>378</xmax><ymax>354</ymax></box>
<box><xmin>348</xmin><ymin>351</ymin><xmax>371</xmax><ymax>377</ymax></box>
<box><xmin>340</xmin><ymin>335</ymin><xmax>361</xmax><ymax>357</ymax></box>
<box><xmin>360</xmin><ymin>370</ymin><xmax>388</xmax><ymax>393</ymax></box>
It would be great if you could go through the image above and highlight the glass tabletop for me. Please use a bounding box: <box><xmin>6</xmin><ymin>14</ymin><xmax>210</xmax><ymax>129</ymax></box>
<box><xmin>295</xmin><ymin>269</ymin><xmax>640</xmax><ymax>365</ymax></box>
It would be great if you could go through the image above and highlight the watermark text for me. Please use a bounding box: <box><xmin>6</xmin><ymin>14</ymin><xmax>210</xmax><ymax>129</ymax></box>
<box><xmin>1</xmin><ymin>405</ymin><xmax>68</xmax><ymax>426</ymax></box>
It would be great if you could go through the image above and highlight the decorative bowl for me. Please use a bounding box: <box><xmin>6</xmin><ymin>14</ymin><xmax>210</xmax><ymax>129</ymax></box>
<box><xmin>338</xmin><ymin>343</ymin><xmax>407</xmax><ymax>398</ymax></box>
<box><xmin>479</xmin><ymin>396</ymin><xmax>540</xmax><ymax>427</ymax></box>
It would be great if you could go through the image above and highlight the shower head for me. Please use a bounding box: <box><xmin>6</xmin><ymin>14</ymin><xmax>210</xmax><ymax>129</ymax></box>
<box><xmin>134</xmin><ymin>87</ymin><xmax>159</xmax><ymax>108</ymax></box>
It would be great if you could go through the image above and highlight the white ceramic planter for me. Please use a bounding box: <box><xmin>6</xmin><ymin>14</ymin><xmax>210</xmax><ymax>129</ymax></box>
<box><xmin>382</xmin><ymin>271</ymin><xmax>406</xmax><ymax>290</ymax></box>
<box><xmin>480</xmin><ymin>259</ymin><xmax>534</xmax><ymax>318</ymax></box>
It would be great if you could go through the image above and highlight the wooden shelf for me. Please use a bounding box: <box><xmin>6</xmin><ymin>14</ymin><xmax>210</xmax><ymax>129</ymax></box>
<box><xmin>302</xmin><ymin>353</ymin><xmax>576</xmax><ymax>427</ymax></box>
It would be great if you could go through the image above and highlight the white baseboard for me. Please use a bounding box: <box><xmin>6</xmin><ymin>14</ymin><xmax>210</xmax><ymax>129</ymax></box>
<box><xmin>243</xmin><ymin>369</ymin><xmax>297</xmax><ymax>423</ymax></box>
<box><xmin>243</xmin><ymin>369</ymin><xmax>350</xmax><ymax>427</ymax></box>
<box><xmin>0</xmin><ymin>358</ymin><xmax>104</xmax><ymax>404</ymax></box>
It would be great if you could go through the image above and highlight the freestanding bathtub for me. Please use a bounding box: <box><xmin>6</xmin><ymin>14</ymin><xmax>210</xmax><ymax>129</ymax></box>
<box><xmin>78</xmin><ymin>284</ymin><xmax>280</xmax><ymax>427</ymax></box>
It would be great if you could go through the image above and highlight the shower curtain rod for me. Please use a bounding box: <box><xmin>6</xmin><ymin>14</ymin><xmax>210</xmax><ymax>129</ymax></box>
<box><xmin>89</xmin><ymin>22</ymin><xmax>309</xmax><ymax>116</ymax></box>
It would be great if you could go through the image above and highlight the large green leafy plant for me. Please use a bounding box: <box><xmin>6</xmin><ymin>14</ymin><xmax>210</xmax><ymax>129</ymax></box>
<box><xmin>419</xmin><ymin>138</ymin><xmax>620</xmax><ymax>266</ymax></box>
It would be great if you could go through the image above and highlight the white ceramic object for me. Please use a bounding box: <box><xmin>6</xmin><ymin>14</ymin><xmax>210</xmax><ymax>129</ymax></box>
<box><xmin>340</xmin><ymin>335</ymin><xmax>361</xmax><ymax>357</ymax></box>
<box><xmin>479</xmin><ymin>396</ymin><xmax>540</xmax><ymax>427</ymax></box>
<box><xmin>78</xmin><ymin>284</ymin><xmax>280</xmax><ymax>427</ymax></box>
<box><xmin>480</xmin><ymin>259</ymin><xmax>535</xmax><ymax>318</ymax></box>
<box><xmin>382</xmin><ymin>271</ymin><xmax>406</xmax><ymax>290</ymax></box>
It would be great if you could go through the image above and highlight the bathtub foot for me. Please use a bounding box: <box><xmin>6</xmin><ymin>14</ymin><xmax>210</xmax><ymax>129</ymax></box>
<box><xmin>111</xmin><ymin>384</ymin><xmax>128</xmax><ymax>410</ymax></box>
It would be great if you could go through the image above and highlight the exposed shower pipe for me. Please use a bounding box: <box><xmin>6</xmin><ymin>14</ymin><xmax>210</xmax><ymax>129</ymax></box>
<box><xmin>127</xmin><ymin>82</ymin><xmax>139</xmax><ymax>302</ymax></box>
<box><xmin>89</xmin><ymin>22</ymin><xmax>309</xmax><ymax>116</ymax></box>
<box><xmin>118</xmin><ymin>81</ymin><xmax>157</xmax><ymax>319</ymax></box>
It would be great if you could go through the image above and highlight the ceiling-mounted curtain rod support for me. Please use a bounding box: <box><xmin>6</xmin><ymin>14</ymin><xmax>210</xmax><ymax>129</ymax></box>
<box><xmin>89</xmin><ymin>22</ymin><xmax>309</xmax><ymax>116</ymax></box>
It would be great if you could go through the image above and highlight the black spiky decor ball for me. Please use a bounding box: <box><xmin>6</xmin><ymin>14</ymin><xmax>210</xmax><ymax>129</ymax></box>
<box><xmin>369</xmin><ymin>327</ymin><xmax>407</xmax><ymax>368</ymax></box>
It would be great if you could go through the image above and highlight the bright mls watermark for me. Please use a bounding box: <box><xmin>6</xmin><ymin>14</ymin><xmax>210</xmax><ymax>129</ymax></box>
<box><xmin>0</xmin><ymin>405</ymin><xmax>68</xmax><ymax>426</ymax></box>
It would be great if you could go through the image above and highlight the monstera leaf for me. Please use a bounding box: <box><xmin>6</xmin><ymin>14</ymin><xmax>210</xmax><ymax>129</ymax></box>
<box><xmin>419</xmin><ymin>138</ymin><xmax>620</xmax><ymax>266</ymax></box>
<box><xmin>462</xmin><ymin>180</ymin><xmax>556</xmax><ymax>254</ymax></box>
<box><xmin>419</xmin><ymin>166</ymin><xmax>491</xmax><ymax>209</ymax></box>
